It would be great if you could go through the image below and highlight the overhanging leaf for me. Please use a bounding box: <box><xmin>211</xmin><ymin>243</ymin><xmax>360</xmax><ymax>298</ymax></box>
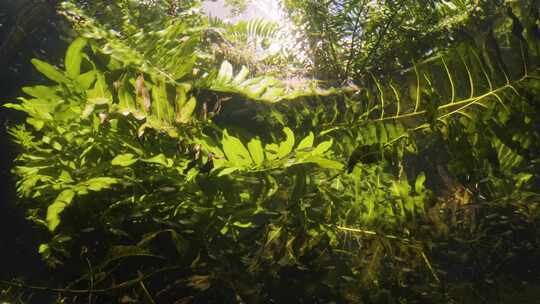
<box><xmin>65</xmin><ymin>37</ymin><xmax>88</xmax><ymax>78</ymax></box>
<box><xmin>46</xmin><ymin>189</ymin><xmax>76</xmax><ymax>231</ymax></box>
<box><xmin>31</xmin><ymin>59</ymin><xmax>70</xmax><ymax>84</ymax></box>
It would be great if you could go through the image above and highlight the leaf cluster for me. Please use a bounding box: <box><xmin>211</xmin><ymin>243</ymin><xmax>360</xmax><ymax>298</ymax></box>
<box><xmin>3</xmin><ymin>0</ymin><xmax>540</xmax><ymax>303</ymax></box>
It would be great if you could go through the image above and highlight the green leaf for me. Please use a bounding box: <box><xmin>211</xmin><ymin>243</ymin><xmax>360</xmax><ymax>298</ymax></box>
<box><xmin>218</xmin><ymin>167</ymin><xmax>240</xmax><ymax>176</ymax></box>
<box><xmin>117</xmin><ymin>78</ymin><xmax>137</xmax><ymax>116</ymax></box>
<box><xmin>247</xmin><ymin>138</ymin><xmax>265</xmax><ymax>165</ymax></box>
<box><xmin>277</xmin><ymin>127</ymin><xmax>295</xmax><ymax>158</ymax></box>
<box><xmin>415</xmin><ymin>172</ymin><xmax>426</xmax><ymax>194</ymax></box>
<box><xmin>22</xmin><ymin>85</ymin><xmax>58</xmax><ymax>99</ymax></box>
<box><xmin>142</xmin><ymin>154</ymin><xmax>173</xmax><ymax>167</ymax></box>
<box><xmin>313</xmin><ymin>139</ymin><xmax>333</xmax><ymax>155</ymax></box>
<box><xmin>5</xmin><ymin>97</ymin><xmax>62</xmax><ymax>121</ymax></box>
<box><xmin>77</xmin><ymin>70</ymin><xmax>96</xmax><ymax>90</ymax></box>
<box><xmin>65</xmin><ymin>37</ymin><xmax>87</xmax><ymax>78</ymax></box>
<box><xmin>46</xmin><ymin>189</ymin><xmax>75</xmax><ymax>231</ymax></box>
<box><xmin>177</xmin><ymin>96</ymin><xmax>196</xmax><ymax>123</ymax></box>
<box><xmin>222</xmin><ymin>130</ymin><xmax>252</xmax><ymax>166</ymax></box>
<box><xmin>38</xmin><ymin>244</ymin><xmax>49</xmax><ymax>254</ymax></box>
<box><xmin>151</xmin><ymin>80</ymin><xmax>174</xmax><ymax>123</ymax></box>
<box><xmin>304</xmin><ymin>156</ymin><xmax>343</xmax><ymax>170</ymax></box>
<box><xmin>31</xmin><ymin>59</ymin><xmax>70</xmax><ymax>84</ymax></box>
<box><xmin>86</xmin><ymin>72</ymin><xmax>112</xmax><ymax>107</ymax></box>
<box><xmin>78</xmin><ymin>177</ymin><xmax>118</xmax><ymax>192</ymax></box>
<box><xmin>52</xmin><ymin>142</ymin><xmax>62</xmax><ymax>151</ymax></box>
<box><xmin>111</xmin><ymin>153</ymin><xmax>138</xmax><ymax>167</ymax></box>
<box><xmin>26</xmin><ymin>118</ymin><xmax>45</xmax><ymax>130</ymax></box>
<box><xmin>296</xmin><ymin>132</ymin><xmax>314</xmax><ymax>151</ymax></box>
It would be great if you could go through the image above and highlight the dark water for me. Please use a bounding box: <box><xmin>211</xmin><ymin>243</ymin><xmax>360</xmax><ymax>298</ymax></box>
<box><xmin>0</xmin><ymin>0</ymin><xmax>66</xmax><ymax>285</ymax></box>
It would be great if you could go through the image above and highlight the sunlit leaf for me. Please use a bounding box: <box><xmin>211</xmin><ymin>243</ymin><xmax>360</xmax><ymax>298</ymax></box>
<box><xmin>313</xmin><ymin>139</ymin><xmax>333</xmax><ymax>155</ymax></box>
<box><xmin>31</xmin><ymin>59</ymin><xmax>70</xmax><ymax>84</ymax></box>
<box><xmin>296</xmin><ymin>132</ymin><xmax>314</xmax><ymax>150</ymax></box>
<box><xmin>277</xmin><ymin>127</ymin><xmax>295</xmax><ymax>158</ymax></box>
<box><xmin>222</xmin><ymin>129</ymin><xmax>252</xmax><ymax>166</ymax></box>
<box><xmin>65</xmin><ymin>37</ymin><xmax>87</xmax><ymax>78</ymax></box>
<box><xmin>177</xmin><ymin>96</ymin><xmax>196</xmax><ymax>123</ymax></box>
<box><xmin>247</xmin><ymin>137</ymin><xmax>265</xmax><ymax>165</ymax></box>
<box><xmin>46</xmin><ymin>189</ymin><xmax>75</xmax><ymax>231</ymax></box>
<box><xmin>142</xmin><ymin>154</ymin><xmax>173</xmax><ymax>167</ymax></box>
<box><xmin>111</xmin><ymin>153</ymin><xmax>138</xmax><ymax>167</ymax></box>
<box><xmin>78</xmin><ymin>177</ymin><xmax>118</xmax><ymax>192</ymax></box>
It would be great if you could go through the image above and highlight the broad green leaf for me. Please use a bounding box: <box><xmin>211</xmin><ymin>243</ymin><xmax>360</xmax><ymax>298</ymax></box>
<box><xmin>112</xmin><ymin>153</ymin><xmax>138</xmax><ymax>167</ymax></box>
<box><xmin>31</xmin><ymin>59</ymin><xmax>70</xmax><ymax>84</ymax></box>
<box><xmin>177</xmin><ymin>96</ymin><xmax>196</xmax><ymax>123</ymax></box>
<box><xmin>76</xmin><ymin>70</ymin><xmax>96</xmax><ymax>90</ymax></box>
<box><xmin>46</xmin><ymin>189</ymin><xmax>75</xmax><ymax>231</ymax></box>
<box><xmin>5</xmin><ymin>97</ymin><xmax>61</xmax><ymax>120</ymax></box>
<box><xmin>277</xmin><ymin>127</ymin><xmax>295</xmax><ymax>158</ymax></box>
<box><xmin>22</xmin><ymin>85</ymin><xmax>58</xmax><ymax>99</ymax></box>
<box><xmin>312</xmin><ymin>139</ymin><xmax>333</xmax><ymax>155</ymax></box>
<box><xmin>304</xmin><ymin>156</ymin><xmax>343</xmax><ymax>170</ymax></box>
<box><xmin>65</xmin><ymin>37</ymin><xmax>87</xmax><ymax>78</ymax></box>
<box><xmin>27</xmin><ymin>118</ymin><xmax>45</xmax><ymax>130</ymax></box>
<box><xmin>117</xmin><ymin>78</ymin><xmax>137</xmax><ymax>116</ymax></box>
<box><xmin>151</xmin><ymin>80</ymin><xmax>173</xmax><ymax>123</ymax></box>
<box><xmin>247</xmin><ymin>138</ymin><xmax>265</xmax><ymax>165</ymax></box>
<box><xmin>173</xmin><ymin>54</ymin><xmax>197</xmax><ymax>80</ymax></box>
<box><xmin>86</xmin><ymin>72</ymin><xmax>112</xmax><ymax>106</ymax></box>
<box><xmin>142</xmin><ymin>154</ymin><xmax>173</xmax><ymax>167</ymax></box>
<box><xmin>194</xmin><ymin>135</ymin><xmax>225</xmax><ymax>159</ymax></box>
<box><xmin>58</xmin><ymin>170</ymin><xmax>74</xmax><ymax>184</ymax></box>
<box><xmin>222</xmin><ymin>130</ymin><xmax>252</xmax><ymax>166</ymax></box>
<box><xmin>296</xmin><ymin>132</ymin><xmax>314</xmax><ymax>151</ymax></box>
<box><xmin>78</xmin><ymin>177</ymin><xmax>118</xmax><ymax>192</ymax></box>
<box><xmin>174</xmin><ymin>83</ymin><xmax>191</xmax><ymax>109</ymax></box>
<box><xmin>265</xmin><ymin>143</ymin><xmax>279</xmax><ymax>161</ymax></box>
<box><xmin>218</xmin><ymin>167</ymin><xmax>240</xmax><ymax>176</ymax></box>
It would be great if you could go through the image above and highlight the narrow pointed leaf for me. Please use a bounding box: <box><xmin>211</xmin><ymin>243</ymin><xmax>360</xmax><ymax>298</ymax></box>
<box><xmin>65</xmin><ymin>37</ymin><xmax>87</xmax><ymax>78</ymax></box>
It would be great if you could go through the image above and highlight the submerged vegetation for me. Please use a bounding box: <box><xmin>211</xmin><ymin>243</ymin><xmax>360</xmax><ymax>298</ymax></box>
<box><xmin>2</xmin><ymin>0</ymin><xmax>540</xmax><ymax>303</ymax></box>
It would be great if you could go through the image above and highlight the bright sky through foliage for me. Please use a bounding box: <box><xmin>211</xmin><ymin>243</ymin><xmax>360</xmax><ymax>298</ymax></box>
<box><xmin>202</xmin><ymin>0</ymin><xmax>284</xmax><ymax>23</ymax></box>
<box><xmin>202</xmin><ymin>0</ymin><xmax>302</xmax><ymax>61</ymax></box>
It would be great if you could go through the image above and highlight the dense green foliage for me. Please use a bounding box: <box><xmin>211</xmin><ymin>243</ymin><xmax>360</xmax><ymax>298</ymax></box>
<box><xmin>2</xmin><ymin>0</ymin><xmax>540</xmax><ymax>303</ymax></box>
